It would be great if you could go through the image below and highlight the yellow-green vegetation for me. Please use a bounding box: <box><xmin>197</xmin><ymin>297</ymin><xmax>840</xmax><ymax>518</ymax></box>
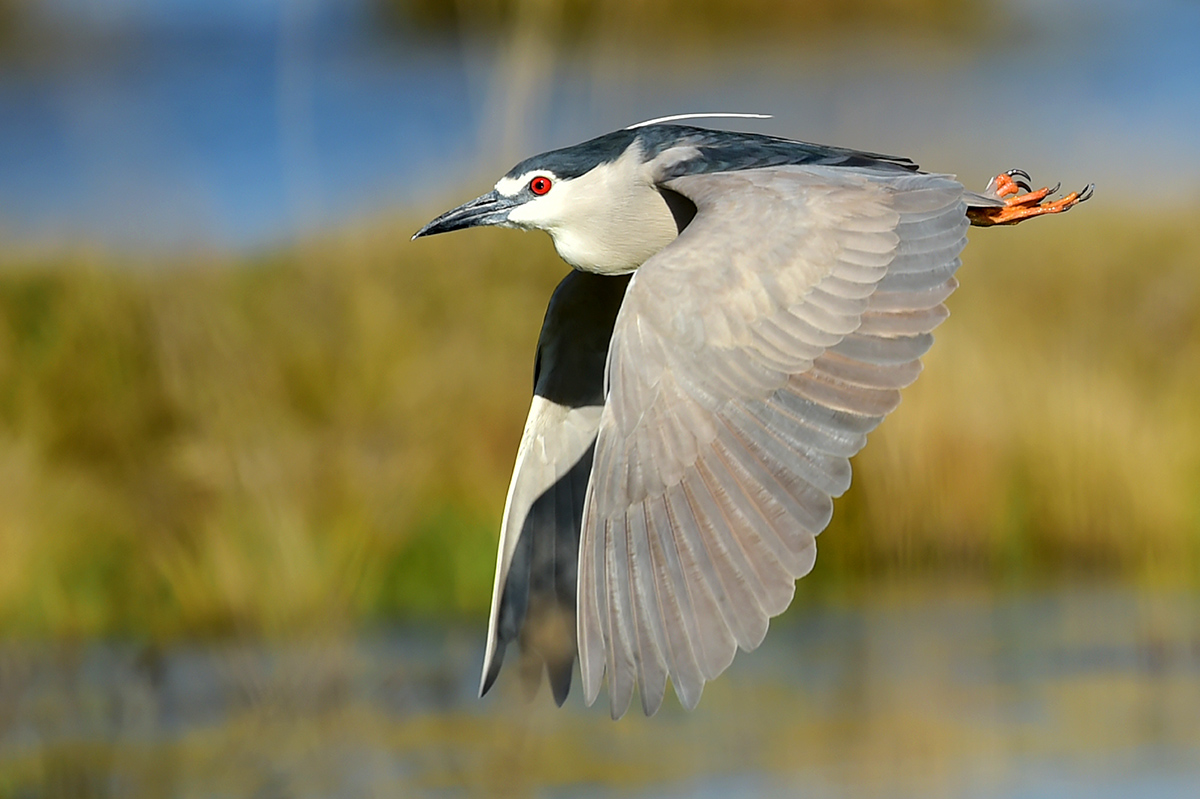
<box><xmin>832</xmin><ymin>210</ymin><xmax>1200</xmax><ymax>584</ymax></box>
<box><xmin>387</xmin><ymin>0</ymin><xmax>987</xmax><ymax>45</ymax></box>
<box><xmin>0</xmin><ymin>208</ymin><xmax>1197</xmax><ymax>640</ymax></box>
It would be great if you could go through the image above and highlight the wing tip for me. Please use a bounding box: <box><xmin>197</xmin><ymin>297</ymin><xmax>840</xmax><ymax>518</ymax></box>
<box><xmin>673</xmin><ymin>677</ymin><xmax>705</xmax><ymax>712</ymax></box>
<box><xmin>478</xmin><ymin>642</ymin><xmax>505</xmax><ymax>698</ymax></box>
<box><xmin>610</xmin><ymin>688</ymin><xmax>634</xmax><ymax>720</ymax></box>
<box><xmin>547</xmin><ymin>657</ymin><xmax>573</xmax><ymax>707</ymax></box>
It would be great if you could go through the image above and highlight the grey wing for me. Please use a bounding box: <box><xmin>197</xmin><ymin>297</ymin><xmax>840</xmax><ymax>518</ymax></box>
<box><xmin>481</xmin><ymin>270</ymin><xmax>630</xmax><ymax>705</ymax></box>
<box><xmin>577</xmin><ymin>164</ymin><xmax>972</xmax><ymax>718</ymax></box>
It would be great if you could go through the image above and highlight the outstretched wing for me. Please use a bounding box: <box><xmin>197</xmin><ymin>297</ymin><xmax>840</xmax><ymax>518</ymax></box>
<box><xmin>481</xmin><ymin>269</ymin><xmax>630</xmax><ymax>704</ymax></box>
<box><xmin>578</xmin><ymin>163</ymin><xmax>972</xmax><ymax>717</ymax></box>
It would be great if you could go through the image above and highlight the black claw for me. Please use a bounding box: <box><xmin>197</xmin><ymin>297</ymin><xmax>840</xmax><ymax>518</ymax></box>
<box><xmin>1047</xmin><ymin>181</ymin><xmax>1061</xmax><ymax>196</ymax></box>
<box><xmin>1006</xmin><ymin>169</ymin><xmax>1033</xmax><ymax>193</ymax></box>
<box><xmin>1077</xmin><ymin>183</ymin><xmax>1095</xmax><ymax>203</ymax></box>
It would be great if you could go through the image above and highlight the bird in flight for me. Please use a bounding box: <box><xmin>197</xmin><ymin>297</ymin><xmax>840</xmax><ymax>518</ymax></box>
<box><xmin>413</xmin><ymin>116</ymin><xmax>1092</xmax><ymax>719</ymax></box>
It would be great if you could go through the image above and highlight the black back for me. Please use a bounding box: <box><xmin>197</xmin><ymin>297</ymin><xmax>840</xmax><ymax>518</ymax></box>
<box><xmin>505</xmin><ymin>123</ymin><xmax>919</xmax><ymax>182</ymax></box>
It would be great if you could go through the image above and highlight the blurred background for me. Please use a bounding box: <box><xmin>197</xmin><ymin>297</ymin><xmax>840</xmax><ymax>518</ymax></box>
<box><xmin>1</xmin><ymin>0</ymin><xmax>1199</xmax><ymax>796</ymax></box>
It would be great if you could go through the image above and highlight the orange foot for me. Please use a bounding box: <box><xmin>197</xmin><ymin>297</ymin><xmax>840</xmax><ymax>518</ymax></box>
<box><xmin>968</xmin><ymin>169</ymin><xmax>1094</xmax><ymax>227</ymax></box>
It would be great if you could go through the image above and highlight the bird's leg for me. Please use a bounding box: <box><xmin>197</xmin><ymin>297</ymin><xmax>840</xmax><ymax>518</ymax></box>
<box><xmin>968</xmin><ymin>169</ymin><xmax>1094</xmax><ymax>227</ymax></box>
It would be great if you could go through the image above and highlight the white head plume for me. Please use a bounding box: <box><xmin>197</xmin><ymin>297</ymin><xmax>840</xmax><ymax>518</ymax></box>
<box><xmin>626</xmin><ymin>112</ymin><xmax>772</xmax><ymax>129</ymax></box>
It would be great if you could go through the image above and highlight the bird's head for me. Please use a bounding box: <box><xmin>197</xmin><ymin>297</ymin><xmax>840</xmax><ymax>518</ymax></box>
<box><xmin>413</xmin><ymin>127</ymin><xmax>689</xmax><ymax>274</ymax></box>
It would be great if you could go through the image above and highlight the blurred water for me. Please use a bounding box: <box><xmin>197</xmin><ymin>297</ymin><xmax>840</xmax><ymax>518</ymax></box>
<box><xmin>1</xmin><ymin>583</ymin><xmax>1198</xmax><ymax>797</ymax></box>
<box><xmin>0</xmin><ymin>0</ymin><xmax>1198</xmax><ymax>249</ymax></box>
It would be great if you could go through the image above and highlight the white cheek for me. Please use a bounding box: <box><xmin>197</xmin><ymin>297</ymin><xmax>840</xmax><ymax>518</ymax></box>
<box><xmin>506</xmin><ymin>195</ymin><xmax>565</xmax><ymax>228</ymax></box>
<box><xmin>505</xmin><ymin>202</ymin><xmax>537</xmax><ymax>227</ymax></box>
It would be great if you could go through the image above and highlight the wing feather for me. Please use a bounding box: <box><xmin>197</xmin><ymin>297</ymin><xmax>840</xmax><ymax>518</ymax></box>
<box><xmin>694</xmin><ymin>453</ymin><xmax>795</xmax><ymax>616</ymax></box>
<box><xmin>669</xmin><ymin>478</ymin><xmax>768</xmax><ymax>653</ymax></box>
<box><xmin>602</xmin><ymin>513</ymin><xmax>637</xmax><ymax>718</ymax></box>
<box><xmin>578</xmin><ymin>163</ymin><xmax>972</xmax><ymax>715</ymax></box>
<box><xmin>875</xmin><ymin>261</ymin><xmax>959</xmax><ymax>294</ymax></box>
<box><xmin>809</xmin><ymin>350</ymin><xmax>923</xmax><ymax>390</ymax></box>
<box><xmin>627</xmin><ymin>504</ymin><xmax>670</xmax><ymax>716</ymax></box>
<box><xmin>719</xmin><ymin>406</ymin><xmax>838</xmax><ymax>531</ymax></box>
<box><xmin>712</xmin><ymin>422</ymin><xmax>821</xmax><ymax>573</ymax></box>
<box><xmin>832</xmin><ymin>331</ymin><xmax>934</xmax><ymax>365</ymax></box>
<box><xmin>645</xmin><ymin>496</ymin><xmax>709</xmax><ymax>705</ymax></box>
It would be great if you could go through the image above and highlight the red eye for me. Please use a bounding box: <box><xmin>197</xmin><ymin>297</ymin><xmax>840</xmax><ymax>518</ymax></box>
<box><xmin>529</xmin><ymin>176</ymin><xmax>552</xmax><ymax>195</ymax></box>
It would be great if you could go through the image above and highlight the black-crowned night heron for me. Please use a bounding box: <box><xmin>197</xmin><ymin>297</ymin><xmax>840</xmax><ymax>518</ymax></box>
<box><xmin>413</xmin><ymin>114</ymin><xmax>1092</xmax><ymax>719</ymax></box>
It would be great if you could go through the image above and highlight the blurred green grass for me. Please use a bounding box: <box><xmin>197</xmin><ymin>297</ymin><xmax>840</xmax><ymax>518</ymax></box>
<box><xmin>0</xmin><ymin>207</ymin><xmax>1197</xmax><ymax>640</ymax></box>
<box><xmin>387</xmin><ymin>0</ymin><xmax>987</xmax><ymax>44</ymax></box>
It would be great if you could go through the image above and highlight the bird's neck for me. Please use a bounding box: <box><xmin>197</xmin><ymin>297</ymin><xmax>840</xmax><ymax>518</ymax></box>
<box><xmin>548</xmin><ymin>188</ymin><xmax>680</xmax><ymax>274</ymax></box>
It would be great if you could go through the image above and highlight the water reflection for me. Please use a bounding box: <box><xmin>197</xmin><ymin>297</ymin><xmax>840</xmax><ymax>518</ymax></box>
<box><xmin>2</xmin><ymin>583</ymin><xmax>1197</xmax><ymax>797</ymax></box>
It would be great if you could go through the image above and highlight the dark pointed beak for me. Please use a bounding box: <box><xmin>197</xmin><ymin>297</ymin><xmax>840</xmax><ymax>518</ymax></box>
<box><xmin>411</xmin><ymin>190</ymin><xmax>516</xmax><ymax>240</ymax></box>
